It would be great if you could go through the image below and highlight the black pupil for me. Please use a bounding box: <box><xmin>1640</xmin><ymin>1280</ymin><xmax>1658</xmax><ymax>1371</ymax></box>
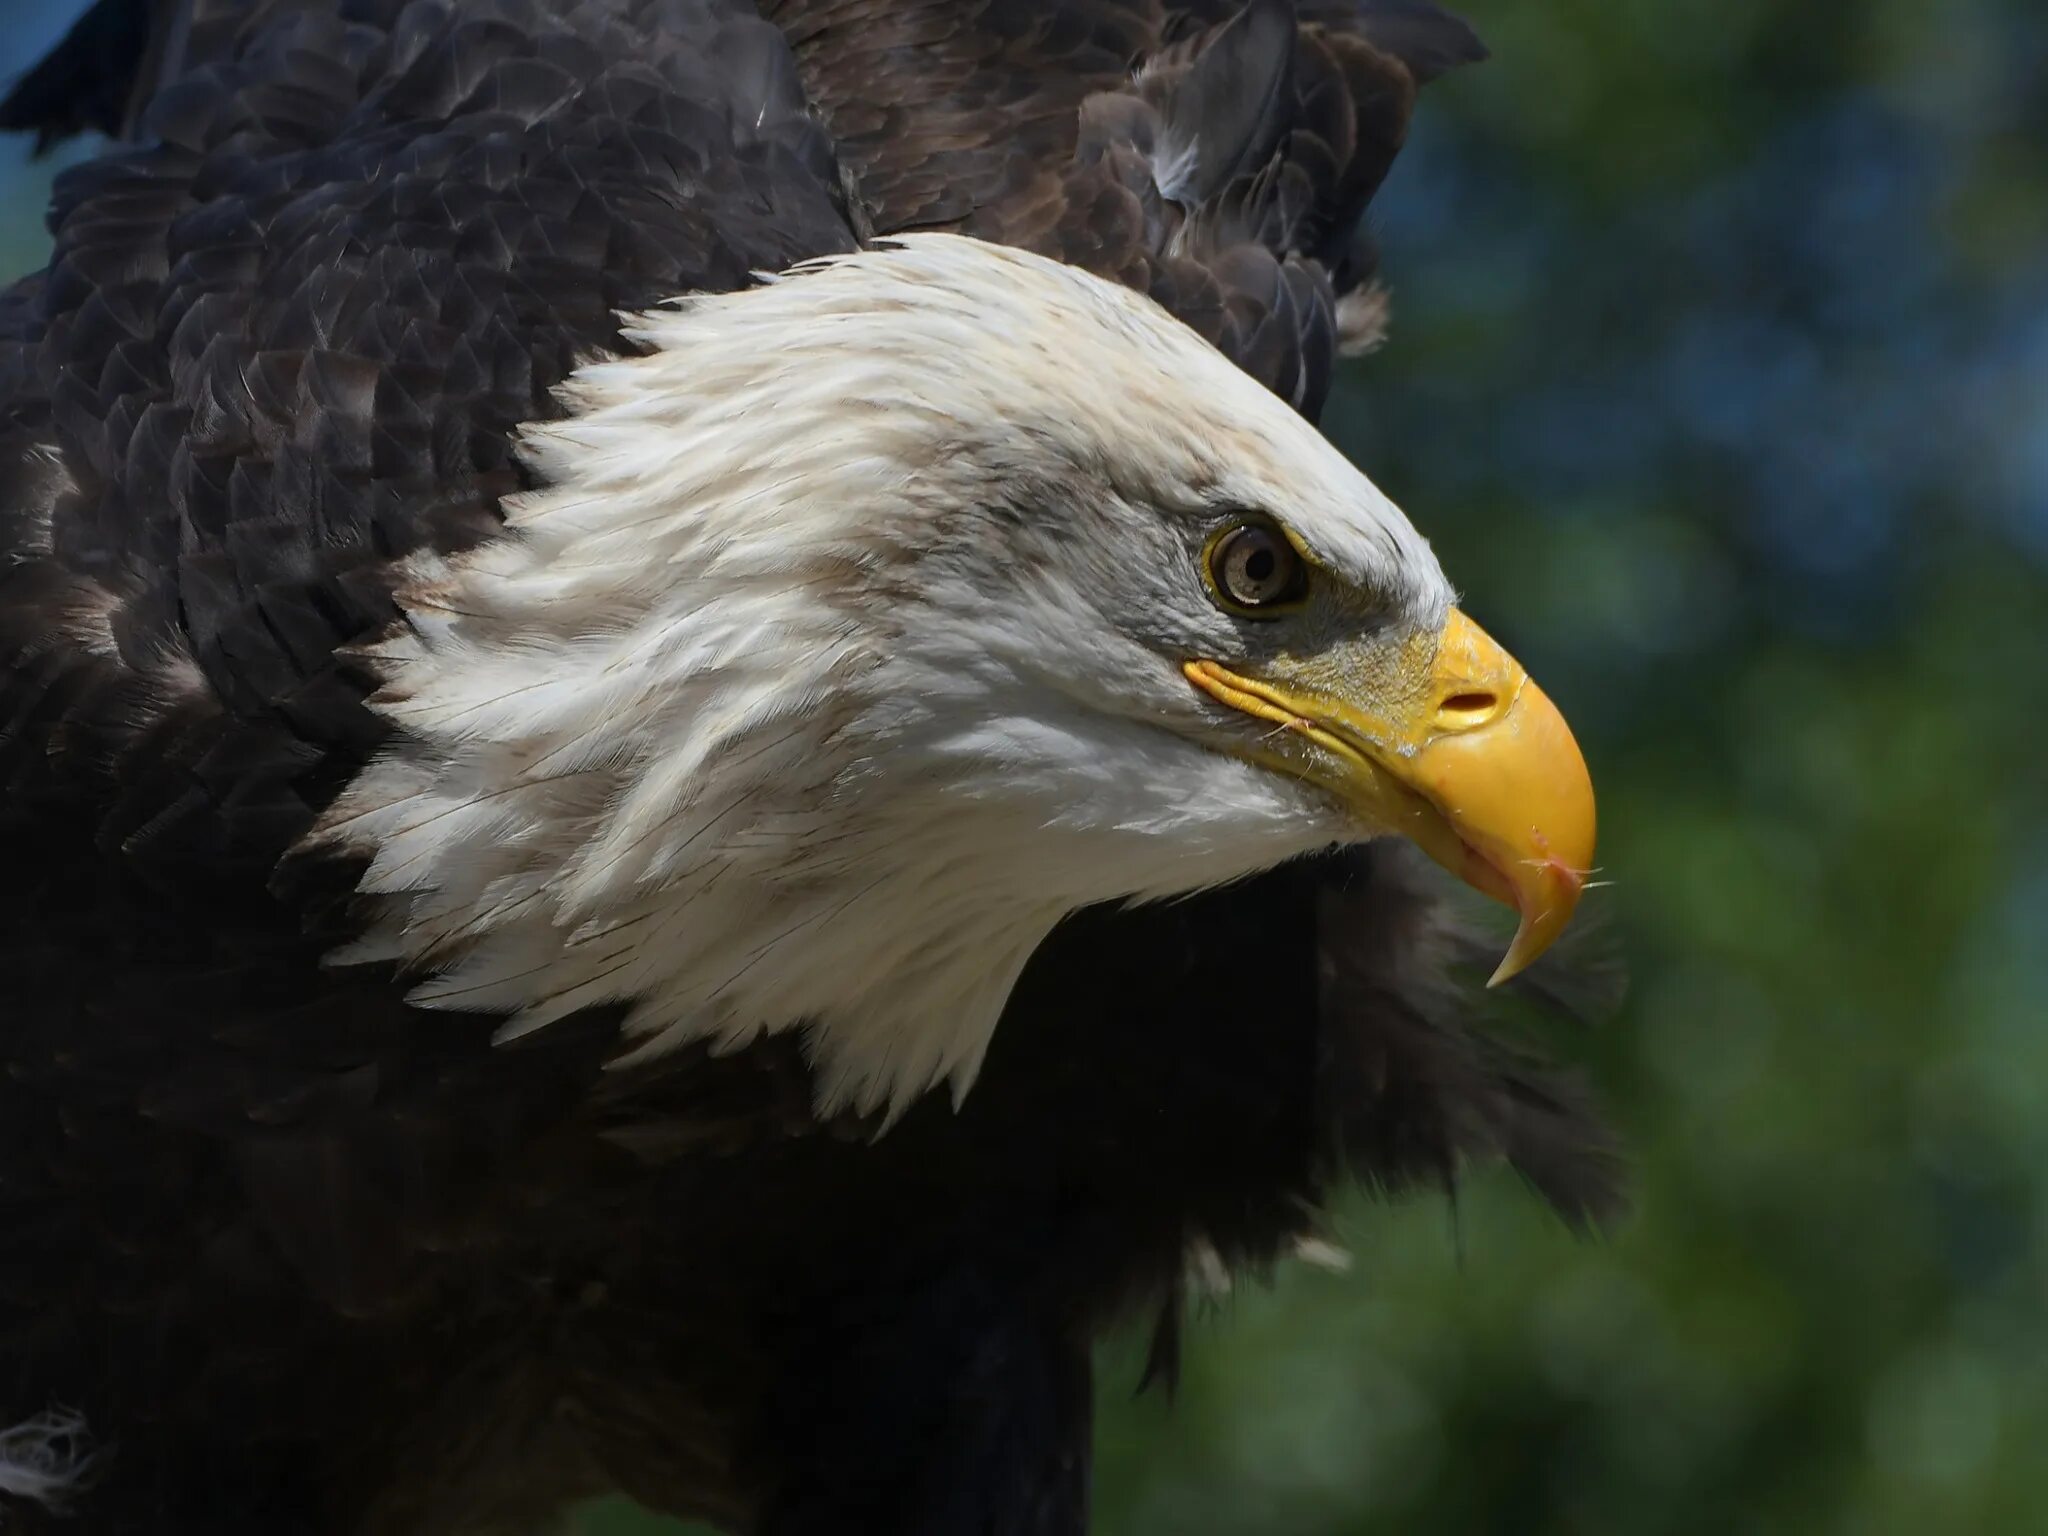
<box><xmin>1244</xmin><ymin>546</ymin><xmax>1275</xmax><ymax>583</ymax></box>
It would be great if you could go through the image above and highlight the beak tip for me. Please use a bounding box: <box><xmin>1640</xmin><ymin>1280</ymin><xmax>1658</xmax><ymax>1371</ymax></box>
<box><xmin>1484</xmin><ymin>854</ymin><xmax>1590</xmax><ymax>986</ymax></box>
<box><xmin>1485</xmin><ymin>929</ymin><xmax>1538</xmax><ymax>989</ymax></box>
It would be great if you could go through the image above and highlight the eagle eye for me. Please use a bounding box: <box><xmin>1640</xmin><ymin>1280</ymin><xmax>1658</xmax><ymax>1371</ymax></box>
<box><xmin>1206</xmin><ymin>519</ymin><xmax>1306</xmax><ymax>614</ymax></box>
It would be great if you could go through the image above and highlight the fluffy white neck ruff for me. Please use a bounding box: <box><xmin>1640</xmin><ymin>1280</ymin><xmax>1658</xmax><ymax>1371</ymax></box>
<box><xmin>317</xmin><ymin>236</ymin><xmax>1393</xmax><ymax>1118</ymax></box>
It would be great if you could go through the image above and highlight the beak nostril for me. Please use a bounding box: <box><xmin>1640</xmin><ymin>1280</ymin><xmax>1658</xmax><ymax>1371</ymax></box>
<box><xmin>1437</xmin><ymin>691</ymin><xmax>1500</xmax><ymax>727</ymax></box>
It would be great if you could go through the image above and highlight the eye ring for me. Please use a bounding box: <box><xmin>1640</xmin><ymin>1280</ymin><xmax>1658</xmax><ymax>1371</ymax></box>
<box><xmin>1205</xmin><ymin>519</ymin><xmax>1307</xmax><ymax>614</ymax></box>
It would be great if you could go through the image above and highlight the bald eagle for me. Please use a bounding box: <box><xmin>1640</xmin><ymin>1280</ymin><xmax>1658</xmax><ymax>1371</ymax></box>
<box><xmin>0</xmin><ymin>1</ymin><xmax>1614</xmax><ymax>1531</ymax></box>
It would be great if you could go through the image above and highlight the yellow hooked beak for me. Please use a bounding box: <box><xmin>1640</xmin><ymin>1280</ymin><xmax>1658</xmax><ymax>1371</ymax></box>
<box><xmin>1185</xmin><ymin>610</ymin><xmax>1596</xmax><ymax>985</ymax></box>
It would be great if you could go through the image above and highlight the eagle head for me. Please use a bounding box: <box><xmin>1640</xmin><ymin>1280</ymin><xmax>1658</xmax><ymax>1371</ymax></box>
<box><xmin>317</xmin><ymin>235</ymin><xmax>1595</xmax><ymax>1118</ymax></box>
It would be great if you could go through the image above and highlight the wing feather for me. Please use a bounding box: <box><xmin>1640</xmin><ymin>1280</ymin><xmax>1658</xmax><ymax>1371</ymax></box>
<box><xmin>766</xmin><ymin>0</ymin><xmax>1484</xmax><ymax>413</ymax></box>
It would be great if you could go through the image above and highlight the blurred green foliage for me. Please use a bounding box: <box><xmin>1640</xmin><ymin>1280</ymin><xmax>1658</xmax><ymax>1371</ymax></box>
<box><xmin>5</xmin><ymin>0</ymin><xmax>2045</xmax><ymax>1531</ymax></box>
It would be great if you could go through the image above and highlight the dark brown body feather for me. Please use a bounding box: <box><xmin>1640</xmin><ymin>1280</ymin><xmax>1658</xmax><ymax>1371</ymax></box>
<box><xmin>0</xmin><ymin>3</ymin><xmax>1611</xmax><ymax>1531</ymax></box>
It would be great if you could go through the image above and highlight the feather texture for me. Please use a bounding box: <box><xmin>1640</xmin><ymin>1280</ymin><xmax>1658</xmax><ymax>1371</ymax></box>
<box><xmin>0</xmin><ymin>5</ymin><xmax>1609</xmax><ymax>1535</ymax></box>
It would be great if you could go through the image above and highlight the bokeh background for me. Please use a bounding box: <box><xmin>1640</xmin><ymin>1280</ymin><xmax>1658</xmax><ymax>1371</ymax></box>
<box><xmin>5</xmin><ymin>1</ymin><xmax>2045</xmax><ymax>1531</ymax></box>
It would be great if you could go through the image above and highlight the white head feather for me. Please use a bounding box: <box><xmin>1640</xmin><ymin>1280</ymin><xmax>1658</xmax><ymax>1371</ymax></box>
<box><xmin>315</xmin><ymin>234</ymin><xmax>1452</xmax><ymax>1119</ymax></box>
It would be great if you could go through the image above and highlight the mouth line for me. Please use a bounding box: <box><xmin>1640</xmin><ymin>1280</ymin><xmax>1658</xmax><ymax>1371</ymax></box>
<box><xmin>1179</xmin><ymin>659</ymin><xmax>1511</xmax><ymax>893</ymax></box>
<box><xmin>1181</xmin><ymin>660</ymin><xmax>1387</xmax><ymax>779</ymax></box>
